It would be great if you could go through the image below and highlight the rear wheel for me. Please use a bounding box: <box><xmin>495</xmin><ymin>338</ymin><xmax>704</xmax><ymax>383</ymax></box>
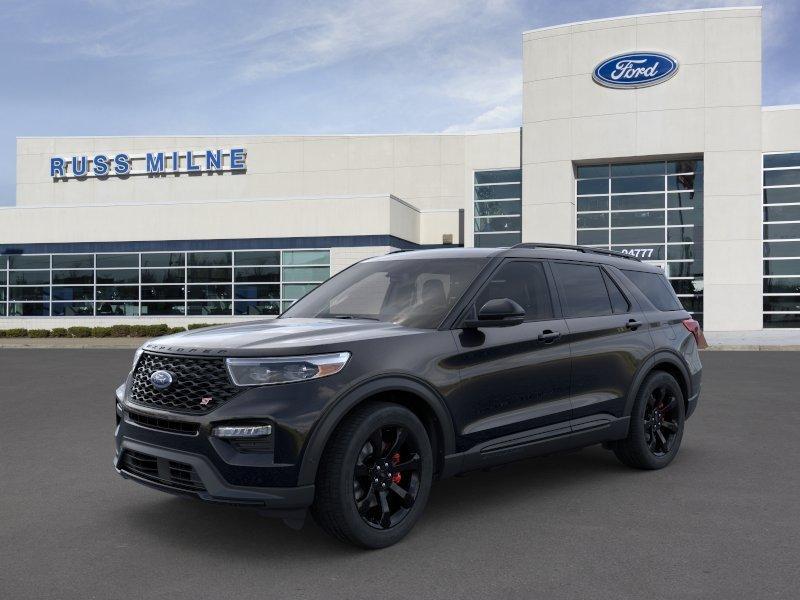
<box><xmin>613</xmin><ymin>371</ymin><xmax>685</xmax><ymax>470</ymax></box>
<box><xmin>311</xmin><ymin>402</ymin><xmax>433</xmax><ymax>548</ymax></box>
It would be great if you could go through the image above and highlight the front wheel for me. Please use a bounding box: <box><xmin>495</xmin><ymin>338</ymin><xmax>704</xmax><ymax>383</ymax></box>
<box><xmin>613</xmin><ymin>371</ymin><xmax>685</xmax><ymax>470</ymax></box>
<box><xmin>311</xmin><ymin>402</ymin><xmax>433</xmax><ymax>549</ymax></box>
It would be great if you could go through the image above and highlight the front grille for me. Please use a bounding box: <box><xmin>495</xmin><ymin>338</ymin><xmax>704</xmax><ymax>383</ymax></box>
<box><xmin>120</xmin><ymin>450</ymin><xmax>205</xmax><ymax>491</ymax></box>
<box><xmin>126</xmin><ymin>410</ymin><xmax>199</xmax><ymax>435</ymax></box>
<box><xmin>129</xmin><ymin>352</ymin><xmax>240</xmax><ymax>414</ymax></box>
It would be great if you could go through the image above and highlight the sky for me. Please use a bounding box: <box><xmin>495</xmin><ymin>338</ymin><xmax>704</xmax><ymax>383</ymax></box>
<box><xmin>1</xmin><ymin>0</ymin><xmax>798</xmax><ymax>206</ymax></box>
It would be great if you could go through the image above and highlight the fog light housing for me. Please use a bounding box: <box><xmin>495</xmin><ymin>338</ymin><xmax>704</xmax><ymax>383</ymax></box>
<box><xmin>212</xmin><ymin>424</ymin><xmax>273</xmax><ymax>438</ymax></box>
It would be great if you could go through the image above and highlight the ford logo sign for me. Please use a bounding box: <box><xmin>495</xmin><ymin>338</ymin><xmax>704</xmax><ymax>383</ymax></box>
<box><xmin>150</xmin><ymin>370</ymin><xmax>174</xmax><ymax>390</ymax></box>
<box><xmin>593</xmin><ymin>52</ymin><xmax>678</xmax><ymax>89</ymax></box>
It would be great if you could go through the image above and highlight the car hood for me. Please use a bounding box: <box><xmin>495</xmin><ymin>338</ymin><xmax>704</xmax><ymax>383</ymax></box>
<box><xmin>142</xmin><ymin>318</ymin><xmax>427</xmax><ymax>356</ymax></box>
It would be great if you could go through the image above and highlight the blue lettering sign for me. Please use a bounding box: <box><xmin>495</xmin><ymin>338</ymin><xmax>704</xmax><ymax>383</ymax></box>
<box><xmin>146</xmin><ymin>152</ymin><xmax>165</xmax><ymax>173</ymax></box>
<box><xmin>230</xmin><ymin>147</ymin><xmax>246</xmax><ymax>170</ymax></box>
<box><xmin>93</xmin><ymin>154</ymin><xmax>109</xmax><ymax>176</ymax></box>
<box><xmin>206</xmin><ymin>149</ymin><xmax>222</xmax><ymax>170</ymax></box>
<box><xmin>72</xmin><ymin>156</ymin><xmax>88</xmax><ymax>177</ymax></box>
<box><xmin>113</xmin><ymin>153</ymin><xmax>130</xmax><ymax>175</ymax></box>
<box><xmin>171</xmin><ymin>151</ymin><xmax>180</xmax><ymax>172</ymax></box>
<box><xmin>593</xmin><ymin>52</ymin><xmax>678</xmax><ymax>89</ymax></box>
<box><xmin>186</xmin><ymin>150</ymin><xmax>200</xmax><ymax>172</ymax></box>
<box><xmin>50</xmin><ymin>157</ymin><xmax>65</xmax><ymax>177</ymax></box>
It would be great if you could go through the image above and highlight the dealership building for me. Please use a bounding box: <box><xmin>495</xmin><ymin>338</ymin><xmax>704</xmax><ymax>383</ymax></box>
<box><xmin>1</xmin><ymin>5</ymin><xmax>799</xmax><ymax>331</ymax></box>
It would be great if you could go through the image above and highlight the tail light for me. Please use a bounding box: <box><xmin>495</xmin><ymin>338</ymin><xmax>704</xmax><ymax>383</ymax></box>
<box><xmin>682</xmin><ymin>318</ymin><xmax>708</xmax><ymax>349</ymax></box>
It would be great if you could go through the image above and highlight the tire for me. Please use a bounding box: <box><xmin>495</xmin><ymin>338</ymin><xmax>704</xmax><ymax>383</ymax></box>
<box><xmin>613</xmin><ymin>371</ymin><xmax>685</xmax><ymax>470</ymax></box>
<box><xmin>311</xmin><ymin>402</ymin><xmax>433</xmax><ymax>549</ymax></box>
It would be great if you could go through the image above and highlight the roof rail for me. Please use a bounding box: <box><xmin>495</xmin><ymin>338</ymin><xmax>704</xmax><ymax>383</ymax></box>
<box><xmin>509</xmin><ymin>242</ymin><xmax>641</xmax><ymax>262</ymax></box>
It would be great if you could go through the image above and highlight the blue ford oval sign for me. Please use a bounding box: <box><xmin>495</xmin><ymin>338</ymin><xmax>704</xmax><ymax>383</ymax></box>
<box><xmin>593</xmin><ymin>52</ymin><xmax>678</xmax><ymax>89</ymax></box>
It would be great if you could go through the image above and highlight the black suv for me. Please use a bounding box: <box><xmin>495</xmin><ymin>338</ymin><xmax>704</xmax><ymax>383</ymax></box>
<box><xmin>115</xmin><ymin>244</ymin><xmax>705</xmax><ymax>548</ymax></box>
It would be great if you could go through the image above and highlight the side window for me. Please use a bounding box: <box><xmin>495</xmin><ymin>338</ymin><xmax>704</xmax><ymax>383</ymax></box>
<box><xmin>551</xmin><ymin>262</ymin><xmax>612</xmax><ymax>318</ymax></box>
<box><xmin>602</xmin><ymin>270</ymin><xmax>630</xmax><ymax>314</ymax></box>
<box><xmin>474</xmin><ymin>261</ymin><xmax>554</xmax><ymax>321</ymax></box>
<box><xmin>621</xmin><ymin>269</ymin><xmax>682</xmax><ymax>311</ymax></box>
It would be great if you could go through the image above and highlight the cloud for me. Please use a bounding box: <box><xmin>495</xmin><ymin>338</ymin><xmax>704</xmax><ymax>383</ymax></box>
<box><xmin>443</xmin><ymin>103</ymin><xmax>521</xmax><ymax>132</ymax></box>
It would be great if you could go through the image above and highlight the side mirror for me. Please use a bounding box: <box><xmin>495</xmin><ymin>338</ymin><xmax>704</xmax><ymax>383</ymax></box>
<box><xmin>462</xmin><ymin>298</ymin><xmax>525</xmax><ymax>329</ymax></box>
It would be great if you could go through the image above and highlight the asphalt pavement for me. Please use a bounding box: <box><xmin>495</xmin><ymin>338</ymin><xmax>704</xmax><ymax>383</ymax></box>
<box><xmin>1</xmin><ymin>349</ymin><xmax>798</xmax><ymax>599</ymax></box>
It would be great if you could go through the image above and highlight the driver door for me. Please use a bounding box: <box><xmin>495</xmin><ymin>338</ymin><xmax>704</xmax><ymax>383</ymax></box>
<box><xmin>447</xmin><ymin>259</ymin><xmax>571</xmax><ymax>448</ymax></box>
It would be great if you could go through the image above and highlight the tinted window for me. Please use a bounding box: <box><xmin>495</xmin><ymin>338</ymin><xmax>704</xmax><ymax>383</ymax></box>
<box><xmin>474</xmin><ymin>261</ymin><xmax>553</xmax><ymax>321</ymax></box>
<box><xmin>622</xmin><ymin>269</ymin><xmax>682</xmax><ymax>311</ymax></box>
<box><xmin>551</xmin><ymin>263</ymin><xmax>612</xmax><ymax>318</ymax></box>
<box><xmin>603</xmin><ymin>271</ymin><xmax>630</xmax><ymax>314</ymax></box>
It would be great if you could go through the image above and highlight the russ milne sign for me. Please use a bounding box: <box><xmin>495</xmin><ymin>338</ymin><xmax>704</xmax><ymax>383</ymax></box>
<box><xmin>593</xmin><ymin>52</ymin><xmax>678</xmax><ymax>89</ymax></box>
<box><xmin>50</xmin><ymin>148</ymin><xmax>246</xmax><ymax>179</ymax></box>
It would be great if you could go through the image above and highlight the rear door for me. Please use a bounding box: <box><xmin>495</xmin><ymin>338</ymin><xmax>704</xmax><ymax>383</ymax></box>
<box><xmin>448</xmin><ymin>259</ymin><xmax>572</xmax><ymax>448</ymax></box>
<box><xmin>549</xmin><ymin>260</ymin><xmax>654</xmax><ymax>425</ymax></box>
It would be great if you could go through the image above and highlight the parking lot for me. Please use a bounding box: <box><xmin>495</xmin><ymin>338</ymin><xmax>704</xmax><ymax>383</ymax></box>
<box><xmin>1</xmin><ymin>349</ymin><xmax>798</xmax><ymax>599</ymax></box>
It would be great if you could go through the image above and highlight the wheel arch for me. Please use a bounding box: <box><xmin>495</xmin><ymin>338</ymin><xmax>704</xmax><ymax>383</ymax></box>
<box><xmin>624</xmin><ymin>351</ymin><xmax>692</xmax><ymax>417</ymax></box>
<box><xmin>297</xmin><ymin>377</ymin><xmax>456</xmax><ymax>487</ymax></box>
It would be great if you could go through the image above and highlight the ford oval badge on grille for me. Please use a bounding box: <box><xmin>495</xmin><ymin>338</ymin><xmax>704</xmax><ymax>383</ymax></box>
<box><xmin>150</xmin><ymin>370</ymin><xmax>174</xmax><ymax>390</ymax></box>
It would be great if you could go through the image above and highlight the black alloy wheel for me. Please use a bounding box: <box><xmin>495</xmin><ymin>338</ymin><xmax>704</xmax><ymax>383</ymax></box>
<box><xmin>353</xmin><ymin>425</ymin><xmax>421</xmax><ymax>529</ymax></box>
<box><xmin>643</xmin><ymin>385</ymin><xmax>680</xmax><ymax>457</ymax></box>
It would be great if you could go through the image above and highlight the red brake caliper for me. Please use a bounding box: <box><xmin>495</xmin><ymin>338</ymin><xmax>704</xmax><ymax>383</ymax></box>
<box><xmin>391</xmin><ymin>453</ymin><xmax>402</xmax><ymax>484</ymax></box>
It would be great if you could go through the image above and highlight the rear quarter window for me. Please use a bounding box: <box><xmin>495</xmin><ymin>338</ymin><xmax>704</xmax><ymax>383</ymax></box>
<box><xmin>622</xmin><ymin>269</ymin><xmax>682</xmax><ymax>311</ymax></box>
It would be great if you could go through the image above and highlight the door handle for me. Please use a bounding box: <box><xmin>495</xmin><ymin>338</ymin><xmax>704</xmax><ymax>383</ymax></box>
<box><xmin>626</xmin><ymin>319</ymin><xmax>643</xmax><ymax>330</ymax></box>
<box><xmin>537</xmin><ymin>330</ymin><xmax>561</xmax><ymax>343</ymax></box>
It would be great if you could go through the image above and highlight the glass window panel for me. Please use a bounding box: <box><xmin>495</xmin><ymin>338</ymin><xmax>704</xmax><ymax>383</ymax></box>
<box><xmin>10</xmin><ymin>287</ymin><xmax>49</xmax><ymax>301</ymax></box>
<box><xmin>763</xmin><ymin>187</ymin><xmax>800</xmax><ymax>204</ymax></box>
<box><xmin>474</xmin><ymin>216</ymin><xmax>521</xmax><ymax>233</ymax></box>
<box><xmin>764</xmin><ymin>205</ymin><xmax>800</xmax><ymax>222</ymax></box>
<box><xmin>9</xmin><ymin>255</ymin><xmax>49</xmax><ymax>269</ymax></box>
<box><xmin>577</xmin><ymin>197</ymin><xmax>608</xmax><ymax>212</ymax></box>
<box><xmin>576</xmin><ymin>179</ymin><xmax>607</xmax><ymax>195</ymax></box>
<box><xmin>474</xmin><ymin>184</ymin><xmax>522</xmax><ymax>200</ymax></box>
<box><xmin>667</xmin><ymin>262</ymin><xmax>702</xmax><ymax>277</ymax></box>
<box><xmin>576</xmin><ymin>164</ymin><xmax>608</xmax><ymax>179</ymax></box>
<box><xmin>577</xmin><ymin>212</ymin><xmax>609</xmax><ymax>229</ymax></box>
<box><xmin>764</xmin><ymin>241</ymin><xmax>800</xmax><ymax>258</ymax></box>
<box><xmin>764</xmin><ymin>278</ymin><xmax>800</xmax><ymax>294</ymax></box>
<box><xmin>611</xmin><ymin>194</ymin><xmax>664</xmax><ymax>210</ymax></box>
<box><xmin>187</xmin><ymin>301</ymin><xmax>232</xmax><ymax>316</ymax></box>
<box><xmin>474</xmin><ymin>170</ymin><xmax>521</xmax><ymax>184</ymax></box>
<box><xmin>667</xmin><ymin>227</ymin><xmax>695</xmax><ymax>244</ymax></box>
<box><xmin>667</xmin><ymin>191</ymin><xmax>702</xmax><ymax>209</ymax></box>
<box><xmin>95</xmin><ymin>269</ymin><xmax>138</xmax><ymax>284</ymax></box>
<box><xmin>52</xmin><ymin>302</ymin><xmax>94</xmax><ymax>316</ymax></box>
<box><xmin>611</xmin><ymin>176</ymin><xmax>663</xmax><ymax>194</ymax></box>
<box><xmin>474</xmin><ymin>200</ymin><xmax>521</xmax><ymax>217</ymax></box>
<box><xmin>667</xmin><ymin>244</ymin><xmax>695</xmax><ymax>260</ymax></box>
<box><xmin>667</xmin><ymin>174</ymin><xmax>700</xmax><ymax>191</ymax></box>
<box><xmin>764</xmin><ymin>169</ymin><xmax>800</xmax><ymax>187</ymax></box>
<box><xmin>235</xmin><ymin>251</ymin><xmax>280</xmax><ymax>266</ymax></box>
<box><xmin>0</xmin><ymin>288</ymin><xmax>5</xmax><ymax>301</ymax></box>
<box><xmin>234</xmin><ymin>301</ymin><xmax>280</xmax><ymax>316</ymax></box>
<box><xmin>52</xmin><ymin>286</ymin><xmax>93</xmax><ymax>301</ymax></box>
<box><xmin>140</xmin><ymin>302</ymin><xmax>185</xmax><ymax>316</ymax></box>
<box><xmin>670</xmin><ymin>279</ymin><xmax>703</xmax><ymax>295</ymax></box>
<box><xmin>96</xmin><ymin>302</ymin><xmax>138</xmax><ymax>316</ymax></box>
<box><xmin>0</xmin><ymin>272</ymin><xmax>5</xmax><ymax>285</ymax></box>
<box><xmin>234</xmin><ymin>284</ymin><xmax>279</xmax><ymax>300</ymax></box>
<box><xmin>474</xmin><ymin>261</ymin><xmax>554</xmax><ymax>321</ymax></box>
<box><xmin>8</xmin><ymin>302</ymin><xmax>49</xmax><ymax>316</ymax></box>
<box><xmin>667</xmin><ymin>209</ymin><xmax>700</xmax><ymax>226</ymax></box>
<box><xmin>96</xmin><ymin>254</ymin><xmax>137</xmax><ymax>268</ymax></box>
<box><xmin>141</xmin><ymin>285</ymin><xmax>185</xmax><ymax>300</ymax></box>
<box><xmin>283</xmin><ymin>283</ymin><xmax>318</xmax><ymax>301</ymax></box>
<box><xmin>610</xmin><ymin>162</ymin><xmax>664</xmax><ymax>176</ymax></box>
<box><xmin>611</xmin><ymin>245</ymin><xmax>665</xmax><ymax>260</ymax></box>
<box><xmin>0</xmin><ymin>304</ymin><xmax>5</xmax><ymax>316</ymax></box>
<box><xmin>764</xmin><ymin>153</ymin><xmax>800</xmax><ymax>168</ymax></box>
<box><xmin>764</xmin><ymin>314</ymin><xmax>800</xmax><ymax>328</ymax></box>
<box><xmin>96</xmin><ymin>286</ymin><xmax>139</xmax><ymax>301</ymax></box>
<box><xmin>611</xmin><ymin>228</ymin><xmax>665</xmax><ymax>244</ymax></box>
<box><xmin>187</xmin><ymin>267</ymin><xmax>231</xmax><ymax>283</ymax></box>
<box><xmin>234</xmin><ymin>266</ymin><xmax>280</xmax><ymax>283</ymax></box>
<box><xmin>551</xmin><ymin>263</ymin><xmax>612</xmax><ymax>318</ymax></box>
<box><xmin>603</xmin><ymin>271</ymin><xmax>630</xmax><ymax>314</ymax></box>
<box><xmin>763</xmin><ymin>297</ymin><xmax>800</xmax><ymax>312</ymax></box>
<box><xmin>9</xmin><ymin>271</ymin><xmax>50</xmax><ymax>285</ymax></box>
<box><xmin>621</xmin><ymin>270</ymin><xmax>683</xmax><ymax>311</ymax></box>
<box><xmin>577</xmin><ymin>230</ymin><xmax>609</xmax><ymax>245</ymax></box>
<box><xmin>611</xmin><ymin>210</ymin><xmax>665</xmax><ymax>228</ymax></box>
<box><xmin>0</xmin><ymin>255</ymin><xmax>6</xmax><ymax>269</ymax></box>
<box><xmin>52</xmin><ymin>254</ymin><xmax>93</xmax><ymax>269</ymax></box>
<box><xmin>187</xmin><ymin>284</ymin><xmax>232</xmax><ymax>300</ymax></box>
<box><xmin>679</xmin><ymin>296</ymin><xmax>703</xmax><ymax>313</ymax></box>
<box><xmin>281</xmin><ymin>301</ymin><xmax>294</xmax><ymax>313</ymax></box>
<box><xmin>281</xmin><ymin>250</ymin><xmax>329</xmax><ymax>266</ymax></box>
<box><xmin>140</xmin><ymin>253</ymin><xmax>185</xmax><ymax>268</ymax></box>
<box><xmin>52</xmin><ymin>270</ymin><xmax>93</xmax><ymax>285</ymax></box>
<box><xmin>763</xmin><ymin>259</ymin><xmax>800</xmax><ymax>276</ymax></box>
<box><xmin>764</xmin><ymin>223</ymin><xmax>800</xmax><ymax>240</ymax></box>
<box><xmin>667</xmin><ymin>160</ymin><xmax>702</xmax><ymax>174</ymax></box>
<box><xmin>141</xmin><ymin>268</ymin><xmax>185</xmax><ymax>284</ymax></box>
<box><xmin>187</xmin><ymin>251</ymin><xmax>231</xmax><ymax>266</ymax></box>
<box><xmin>283</xmin><ymin>267</ymin><xmax>330</xmax><ymax>282</ymax></box>
<box><xmin>474</xmin><ymin>232</ymin><xmax>521</xmax><ymax>247</ymax></box>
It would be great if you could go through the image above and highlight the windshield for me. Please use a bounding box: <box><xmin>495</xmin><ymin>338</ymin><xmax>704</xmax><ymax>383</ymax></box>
<box><xmin>281</xmin><ymin>257</ymin><xmax>489</xmax><ymax>329</ymax></box>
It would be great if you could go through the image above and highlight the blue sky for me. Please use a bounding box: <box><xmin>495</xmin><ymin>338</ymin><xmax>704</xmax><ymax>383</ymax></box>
<box><xmin>1</xmin><ymin>0</ymin><xmax>798</xmax><ymax>206</ymax></box>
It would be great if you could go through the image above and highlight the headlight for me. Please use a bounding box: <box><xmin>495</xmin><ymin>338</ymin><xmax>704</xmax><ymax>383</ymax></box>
<box><xmin>225</xmin><ymin>352</ymin><xmax>351</xmax><ymax>386</ymax></box>
<box><xmin>132</xmin><ymin>346</ymin><xmax>145</xmax><ymax>370</ymax></box>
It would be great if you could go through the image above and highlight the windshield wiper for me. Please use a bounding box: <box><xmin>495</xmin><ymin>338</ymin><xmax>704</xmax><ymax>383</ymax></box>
<box><xmin>322</xmin><ymin>314</ymin><xmax>380</xmax><ymax>321</ymax></box>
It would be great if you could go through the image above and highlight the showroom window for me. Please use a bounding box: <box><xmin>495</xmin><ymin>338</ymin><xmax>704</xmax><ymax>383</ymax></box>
<box><xmin>474</xmin><ymin>169</ymin><xmax>522</xmax><ymax>248</ymax></box>
<box><xmin>763</xmin><ymin>153</ymin><xmax>800</xmax><ymax>328</ymax></box>
<box><xmin>575</xmin><ymin>159</ymin><xmax>704</xmax><ymax>323</ymax></box>
<box><xmin>0</xmin><ymin>249</ymin><xmax>329</xmax><ymax>318</ymax></box>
